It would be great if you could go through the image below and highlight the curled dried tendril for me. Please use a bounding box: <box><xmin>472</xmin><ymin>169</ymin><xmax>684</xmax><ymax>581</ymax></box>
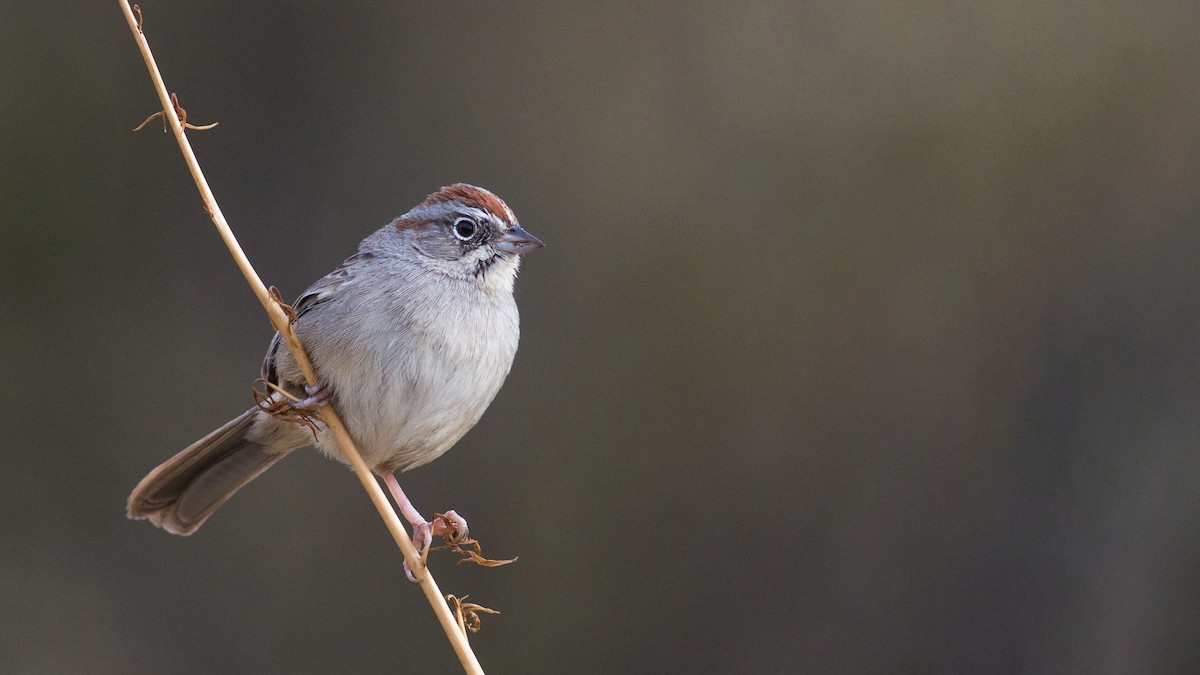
<box><xmin>269</xmin><ymin>286</ymin><xmax>300</xmax><ymax>323</ymax></box>
<box><xmin>132</xmin><ymin>4</ymin><xmax>143</xmax><ymax>32</ymax></box>
<box><xmin>133</xmin><ymin>92</ymin><xmax>218</xmax><ymax>133</ymax></box>
<box><xmin>445</xmin><ymin>594</ymin><xmax>499</xmax><ymax>636</ymax></box>
<box><xmin>251</xmin><ymin>377</ymin><xmax>321</xmax><ymax>439</ymax></box>
<box><xmin>429</xmin><ymin>513</ymin><xmax>518</xmax><ymax>569</ymax></box>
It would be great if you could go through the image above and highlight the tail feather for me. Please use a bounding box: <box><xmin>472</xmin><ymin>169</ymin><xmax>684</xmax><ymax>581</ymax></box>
<box><xmin>128</xmin><ymin>408</ymin><xmax>290</xmax><ymax>535</ymax></box>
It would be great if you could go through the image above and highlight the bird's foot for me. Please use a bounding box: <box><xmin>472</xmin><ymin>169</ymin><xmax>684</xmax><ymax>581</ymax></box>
<box><xmin>404</xmin><ymin>520</ymin><xmax>433</xmax><ymax>582</ymax></box>
<box><xmin>252</xmin><ymin>379</ymin><xmax>324</xmax><ymax>436</ymax></box>
<box><xmin>401</xmin><ymin>512</ymin><xmax>471</xmax><ymax>581</ymax></box>
<box><xmin>431</xmin><ymin>510</ymin><xmax>470</xmax><ymax>544</ymax></box>
<box><xmin>290</xmin><ymin>382</ymin><xmax>332</xmax><ymax>410</ymax></box>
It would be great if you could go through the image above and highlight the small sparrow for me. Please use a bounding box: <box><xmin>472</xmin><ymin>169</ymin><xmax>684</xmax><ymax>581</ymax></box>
<box><xmin>128</xmin><ymin>184</ymin><xmax>542</xmax><ymax>572</ymax></box>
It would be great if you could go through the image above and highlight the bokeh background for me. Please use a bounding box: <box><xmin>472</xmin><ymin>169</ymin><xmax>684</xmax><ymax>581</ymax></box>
<box><xmin>3</xmin><ymin>2</ymin><xmax>1200</xmax><ymax>673</ymax></box>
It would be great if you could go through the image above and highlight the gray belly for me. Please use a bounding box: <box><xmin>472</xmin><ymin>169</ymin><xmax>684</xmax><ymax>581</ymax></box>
<box><xmin>308</xmin><ymin>293</ymin><xmax>520</xmax><ymax>472</ymax></box>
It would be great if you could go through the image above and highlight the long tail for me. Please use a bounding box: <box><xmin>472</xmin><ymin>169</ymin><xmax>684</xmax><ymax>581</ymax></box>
<box><xmin>127</xmin><ymin>407</ymin><xmax>291</xmax><ymax>535</ymax></box>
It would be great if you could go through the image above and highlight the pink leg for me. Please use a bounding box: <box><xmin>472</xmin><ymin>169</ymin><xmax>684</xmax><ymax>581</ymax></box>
<box><xmin>383</xmin><ymin>471</ymin><xmax>428</xmax><ymax>532</ymax></box>
<box><xmin>383</xmin><ymin>472</ymin><xmax>468</xmax><ymax>581</ymax></box>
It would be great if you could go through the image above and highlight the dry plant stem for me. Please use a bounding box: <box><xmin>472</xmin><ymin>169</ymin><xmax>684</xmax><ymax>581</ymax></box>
<box><xmin>116</xmin><ymin>3</ymin><xmax>484</xmax><ymax>673</ymax></box>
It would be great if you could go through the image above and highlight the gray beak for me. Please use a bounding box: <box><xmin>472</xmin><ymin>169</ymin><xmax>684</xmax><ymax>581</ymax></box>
<box><xmin>495</xmin><ymin>225</ymin><xmax>544</xmax><ymax>254</ymax></box>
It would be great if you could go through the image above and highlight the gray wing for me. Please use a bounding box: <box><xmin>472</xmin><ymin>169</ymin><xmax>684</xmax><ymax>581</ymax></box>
<box><xmin>261</xmin><ymin>251</ymin><xmax>374</xmax><ymax>384</ymax></box>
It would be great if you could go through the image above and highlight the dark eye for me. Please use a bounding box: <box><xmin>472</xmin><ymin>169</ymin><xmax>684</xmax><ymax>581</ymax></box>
<box><xmin>452</xmin><ymin>217</ymin><xmax>477</xmax><ymax>241</ymax></box>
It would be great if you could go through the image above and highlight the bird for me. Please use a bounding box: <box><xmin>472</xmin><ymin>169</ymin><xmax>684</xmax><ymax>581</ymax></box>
<box><xmin>128</xmin><ymin>184</ymin><xmax>542</xmax><ymax>572</ymax></box>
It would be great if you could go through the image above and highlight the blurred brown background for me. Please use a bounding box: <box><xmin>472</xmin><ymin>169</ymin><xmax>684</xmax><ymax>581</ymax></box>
<box><xmin>4</xmin><ymin>2</ymin><xmax>1200</xmax><ymax>673</ymax></box>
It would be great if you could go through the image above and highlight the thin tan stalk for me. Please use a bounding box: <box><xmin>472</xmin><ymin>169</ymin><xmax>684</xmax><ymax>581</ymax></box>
<box><xmin>117</xmin><ymin>3</ymin><xmax>484</xmax><ymax>672</ymax></box>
